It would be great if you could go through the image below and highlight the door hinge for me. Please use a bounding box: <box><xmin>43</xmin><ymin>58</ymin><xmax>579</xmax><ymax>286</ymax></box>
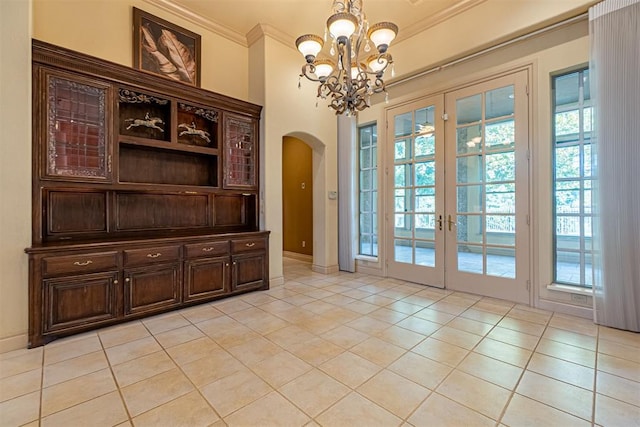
<box><xmin>526</xmin><ymin>149</ymin><xmax>530</xmax><ymax>160</ymax></box>
<box><xmin>442</xmin><ymin>113</ymin><xmax>449</xmax><ymax>121</ymax></box>
<box><xmin>526</xmin><ymin>214</ymin><xmax>530</xmax><ymax>225</ymax></box>
<box><xmin>526</xmin><ymin>85</ymin><xmax>529</xmax><ymax>96</ymax></box>
<box><xmin>526</xmin><ymin>280</ymin><xmax>531</xmax><ymax>291</ymax></box>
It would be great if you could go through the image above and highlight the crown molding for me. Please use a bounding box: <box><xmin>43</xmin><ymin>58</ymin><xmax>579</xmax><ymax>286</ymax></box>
<box><xmin>142</xmin><ymin>0</ymin><xmax>248</xmax><ymax>46</ymax></box>
<box><xmin>143</xmin><ymin>0</ymin><xmax>486</xmax><ymax>50</ymax></box>
<box><xmin>246</xmin><ymin>23</ymin><xmax>294</xmax><ymax>48</ymax></box>
<box><xmin>396</xmin><ymin>0</ymin><xmax>488</xmax><ymax>42</ymax></box>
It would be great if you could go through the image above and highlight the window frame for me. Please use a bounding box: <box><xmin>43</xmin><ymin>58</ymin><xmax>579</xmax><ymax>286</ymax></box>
<box><xmin>551</xmin><ymin>66</ymin><xmax>594</xmax><ymax>289</ymax></box>
<box><xmin>358</xmin><ymin>122</ymin><xmax>378</xmax><ymax>258</ymax></box>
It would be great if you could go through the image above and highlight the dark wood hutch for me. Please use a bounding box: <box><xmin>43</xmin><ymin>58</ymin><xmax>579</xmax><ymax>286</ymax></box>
<box><xmin>26</xmin><ymin>40</ymin><xmax>269</xmax><ymax>348</ymax></box>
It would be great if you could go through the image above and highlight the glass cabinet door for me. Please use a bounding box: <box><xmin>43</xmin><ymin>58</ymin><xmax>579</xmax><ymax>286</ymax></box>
<box><xmin>45</xmin><ymin>71</ymin><xmax>111</xmax><ymax>181</ymax></box>
<box><xmin>223</xmin><ymin>114</ymin><xmax>257</xmax><ymax>189</ymax></box>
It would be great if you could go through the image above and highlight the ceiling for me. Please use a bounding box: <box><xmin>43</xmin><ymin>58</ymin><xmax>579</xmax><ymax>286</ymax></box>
<box><xmin>154</xmin><ymin>0</ymin><xmax>484</xmax><ymax>46</ymax></box>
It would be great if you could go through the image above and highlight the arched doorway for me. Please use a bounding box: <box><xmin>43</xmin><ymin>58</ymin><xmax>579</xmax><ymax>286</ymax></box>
<box><xmin>282</xmin><ymin>136</ymin><xmax>313</xmax><ymax>260</ymax></box>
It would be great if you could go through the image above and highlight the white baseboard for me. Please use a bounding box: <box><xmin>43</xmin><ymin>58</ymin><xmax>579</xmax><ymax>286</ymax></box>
<box><xmin>269</xmin><ymin>275</ymin><xmax>285</xmax><ymax>287</ymax></box>
<box><xmin>312</xmin><ymin>264</ymin><xmax>339</xmax><ymax>274</ymax></box>
<box><xmin>537</xmin><ymin>298</ymin><xmax>593</xmax><ymax>320</ymax></box>
<box><xmin>356</xmin><ymin>264</ymin><xmax>384</xmax><ymax>276</ymax></box>
<box><xmin>0</xmin><ymin>333</ymin><xmax>28</xmax><ymax>353</ymax></box>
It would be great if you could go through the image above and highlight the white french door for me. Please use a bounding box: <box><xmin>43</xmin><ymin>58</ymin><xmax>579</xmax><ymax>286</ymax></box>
<box><xmin>386</xmin><ymin>70</ymin><xmax>530</xmax><ymax>303</ymax></box>
<box><xmin>386</xmin><ymin>96</ymin><xmax>446</xmax><ymax>288</ymax></box>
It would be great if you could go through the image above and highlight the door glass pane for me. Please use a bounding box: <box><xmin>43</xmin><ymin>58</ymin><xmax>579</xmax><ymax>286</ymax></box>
<box><xmin>395</xmin><ymin>138</ymin><xmax>412</xmax><ymax>160</ymax></box>
<box><xmin>456</xmin><ymin>94</ymin><xmax>481</xmax><ymax>125</ymax></box>
<box><xmin>395</xmin><ymin>164</ymin><xmax>411</xmax><ymax>187</ymax></box>
<box><xmin>457</xmin><ymin>124</ymin><xmax>482</xmax><ymax>154</ymax></box>
<box><xmin>415</xmin><ymin>106</ymin><xmax>435</xmax><ymax>134</ymax></box>
<box><xmin>395</xmin><ymin>213</ymin><xmax>413</xmax><ymax>238</ymax></box>
<box><xmin>458</xmin><ymin>244</ymin><xmax>483</xmax><ymax>274</ymax></box>
<box><xmin>485</xmin><ymin>85</ymin><xmax>514</xmax><ymax>120</ymax></box>
<box><xmin>486</xmin><ymin>247</ymin><xmax>515</xmax><ymax>278</ymax></box>
<box><xmin>457</xmin><ymin>156</ymin><xmax>483</xmax><ymax>183</ymax></box>
<box><xmin>395</xmin><ymin>112</ymin><xmax>413</xmax><ymax>137</ymax></box>
<box><xmin>416</xmin><ymin>241</ymin><xmax>435</xmax><ymax>267</ymax></box>
<box><xmin>457</xmin><ymin>185</ymin><xmax>483</xmax><ymax>213</ymax></box>
<box><xmin>486</xmin><ymin>183</ymin><xmax>515</xmax><ymax>213</ymax></box>
<box><xmin>485</xmin><ymin>119</ymin><xmax>515</xmax><ymax>150</ymax></box>
<box><xmin>457</xmin><ymin>215</ymin><xmax>482</xmax><ymax>244</ymax></box>
<box><xmin>395</xmin><ymin>188</ymin><xmax>411</xmax><ymax>213</ymax></box>
<box><xmin>486</xmin><ymin>215</ymin><xmax>515</xmax><ymax>246</ymax></box>
<box><xmin>416</xmin><ymin>214</ymin><xmax>435</xmax><ymax>239</ymax></box>
<box><xmin>395</xmin><ymin>240</ymin><xmax>413</xmax><ymax>263</ymax></box>
<box><xmin>415</xmin><ymin>134</ymin><xmax>435</xmax><ymax>157</ymax></box>
<box><xmin>415</xmin><ymin>187</ymin><xmax>435</xmax><ymax>212</ymax></box>
<box><xmin>415</xmin><ymin>161</ymin><xmax>435</xmax><ymax>186</ymax></box>
<box><xmin>485</xmin><ymin>152</ymin><xmax>515</xmax><ymax>182</ymax></box>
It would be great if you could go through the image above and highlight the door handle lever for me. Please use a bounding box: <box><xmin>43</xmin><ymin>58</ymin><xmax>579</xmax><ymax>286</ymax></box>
<box><xmin>447</xmin><ymin>214</ymin><xmax>456</xmax><ymax>231</ymax></box>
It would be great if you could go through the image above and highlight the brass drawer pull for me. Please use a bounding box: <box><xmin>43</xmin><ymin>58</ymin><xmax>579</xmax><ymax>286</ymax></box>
<box><xmin>245</xmin><ymin>243</ymin><xmax>255</xmax><ymax>248</ymax></box>
<box><xmin>73</xmin><ymin>260</ymin><xmax>93</xmax><ymax>266</ymax></box>
<box><xmin>202</xmin><ymin>247</ymin><xmax>215</xmax><ymax>252</ymax></box>
<box><xmin>146</xmin><ymin>253</ymin><xmax>162</xmax><ymax>258</ymax></box>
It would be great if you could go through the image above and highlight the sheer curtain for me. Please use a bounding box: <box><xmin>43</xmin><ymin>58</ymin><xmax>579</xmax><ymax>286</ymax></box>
<box><xmin>590</xmin><ymin>0</ymin><xmax>640</xmax><ymax>332</ymax></box>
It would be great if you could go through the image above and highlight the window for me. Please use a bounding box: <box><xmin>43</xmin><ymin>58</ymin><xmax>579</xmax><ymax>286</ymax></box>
<box><xmin>552</xmin><ymin>68</ymin><xmax>594</xmax><ymax>287</ymax></box>
<box><xmin>359</xmin><ymin>123</ymin><xmax>378</xmax><ymax>257</ymax></box>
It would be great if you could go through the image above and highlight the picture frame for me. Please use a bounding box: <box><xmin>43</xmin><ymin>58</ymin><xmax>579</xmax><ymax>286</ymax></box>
<box><xmin>133</xmin><ymin>7</ymin><xmax>201</xmax><ymax>86</ymax></box>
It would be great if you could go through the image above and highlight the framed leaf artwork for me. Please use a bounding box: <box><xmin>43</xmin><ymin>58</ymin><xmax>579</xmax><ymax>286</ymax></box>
<box><xmin>133</xmin><ymin>8</ymin><xmax>201</xmax><ymax>86</ymax></box>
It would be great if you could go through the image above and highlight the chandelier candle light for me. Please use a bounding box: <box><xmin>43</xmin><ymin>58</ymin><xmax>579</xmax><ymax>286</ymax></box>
<box><xmin>295</xmin><ymin>0</ymin><xmax>398</xmax><ymax>115</ymax></box>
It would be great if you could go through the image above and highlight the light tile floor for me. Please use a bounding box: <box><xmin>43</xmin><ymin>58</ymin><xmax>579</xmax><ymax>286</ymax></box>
<box><xmin>1</xmin><ymin>258</ymin><xmax>639</xmax><ymax>426</ymax></box>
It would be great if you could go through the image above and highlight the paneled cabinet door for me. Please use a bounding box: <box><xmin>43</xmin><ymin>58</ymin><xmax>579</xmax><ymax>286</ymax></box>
<box><xmin>184</xmin><ymin>256</ymin><xmax>230</xmax><ymax>302</ymax></box>
<box><xmin>223</xmin><ymin>114</ymin><xmax>257</xmax><ymax>189</ymax></box>
<box><xmin>41</xmin><ymin>68</ymin><xmax>113</xmax><ymax>181</ymax></box>
<box><xmin>231</xmin><ymin>253</ymin><xmax>267</xmax><ymax>292</ymax></box>
<box><xmin>43</xmin><ymin>272</ymin><xmax>119</xmax><ymax>333</ymax></box>
<box><xmin>123</xmin><ymin>263</ymin><xmax>181</xmax><ymax>316</ymax></box>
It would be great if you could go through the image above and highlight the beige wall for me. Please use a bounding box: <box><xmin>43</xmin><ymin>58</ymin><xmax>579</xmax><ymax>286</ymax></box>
<box><xmin>32</xmin><ymin>0</ymin><xmax>249</xmax><ymax>99</ymax></box>
<box><xmin>251</xmin><ymin>33</ymin><xmax>338</xmax><ymax>279</ymax></box>
<box><xmin>0</xmin><ymin>0</ymin><xmax>32</xmax><ymax>352</ymax></box>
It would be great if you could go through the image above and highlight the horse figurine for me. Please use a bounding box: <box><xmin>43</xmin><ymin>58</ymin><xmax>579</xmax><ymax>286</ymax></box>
<box><xmin>178</xmin><ymin>122</ymin><xmax>211</xmax><ymax>143</ymax></box>
<box><xmin>125</xmin><ymin>112</ymin><xmax>164</xmax><ymax>132</ymax></box>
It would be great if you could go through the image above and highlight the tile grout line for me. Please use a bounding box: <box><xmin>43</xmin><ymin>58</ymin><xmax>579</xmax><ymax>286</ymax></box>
<box><xmin>96</xmin><ymin>328</ymin><xmax>135</xmax><ymax>426</ymax></box>
<box><xmin>493</xmin><ymin>308</ymin><xmax>552</xmax><ymax>426</ymax></box>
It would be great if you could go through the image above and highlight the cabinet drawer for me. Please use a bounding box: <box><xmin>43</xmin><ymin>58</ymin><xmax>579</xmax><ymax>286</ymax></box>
<box><xmin>231</xmin><ymin>238</ymin><xmax>266</xmax><ymax>254</ymax></box>
<box><xmin>123</xmin><ymin>245</ymin><xmax>180</xmax><ymax>267</ymax></box>
<box><xmin>184</xmin><ymin>241</ymin><xmax>229</xmax><ymax>259</ymax></box>
<box><xmin>42</xmin><ymin>251</ymin><xmax>119</xmax><ymax>277</ymax></box>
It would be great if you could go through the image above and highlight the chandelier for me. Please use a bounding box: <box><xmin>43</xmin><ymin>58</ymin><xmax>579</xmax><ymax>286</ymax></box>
<box><xmin>295</xmin><ymin>0</ymin><xmax>398</xmax><ymax>116</ymax></box>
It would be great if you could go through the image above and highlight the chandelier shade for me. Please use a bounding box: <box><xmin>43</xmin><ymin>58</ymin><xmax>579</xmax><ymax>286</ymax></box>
<box><xmin>296</xmin><ymin>0</ymin><xmax>398</xmax><ymax>115</ymax></box>
<box><xmin>327</xmin><ymin>13</ymin><xmax>358</xmax><ymax>40</ymax></box>
<box><xmin>295</xmin><ymin>34</ymin><xmax>324</xmax><ymax>63</ymax></box>
<box><xmin>368</xmin><ymin>22</ymin><xmax>398</xmax><ymax>53</ymax></box>
<box><xmin>314</xmin><ymin>59</ymin><xmax>335</xmax><ymax>79</ymax></box>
